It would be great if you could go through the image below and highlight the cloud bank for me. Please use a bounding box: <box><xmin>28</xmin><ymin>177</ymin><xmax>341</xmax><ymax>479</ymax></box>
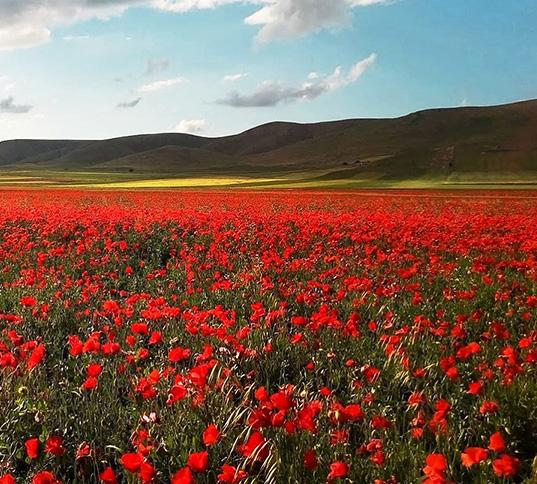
<box><xmin>0</xmin><ymin>0</ymin><xmax>393</xmax><ymax>50</ymax></box>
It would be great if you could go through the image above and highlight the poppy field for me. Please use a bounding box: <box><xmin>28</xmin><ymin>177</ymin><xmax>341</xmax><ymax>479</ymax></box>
<box><xmin>0</xmin><ymin>189</ymin><xmax>537</xmax><ymax>484</ymax></box>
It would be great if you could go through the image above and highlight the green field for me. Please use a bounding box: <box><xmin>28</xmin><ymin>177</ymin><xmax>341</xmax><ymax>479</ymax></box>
<box><xmin>1</xmin><ymin>167</ymin><xmax>537</xmax><ymax>189</ymax></box>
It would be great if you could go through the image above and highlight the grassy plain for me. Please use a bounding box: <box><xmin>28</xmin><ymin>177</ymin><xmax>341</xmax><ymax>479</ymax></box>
<box><xmin>1</xmin><ymin>167</ymin><xmax>537</xmax><ymax>189</ymax></box>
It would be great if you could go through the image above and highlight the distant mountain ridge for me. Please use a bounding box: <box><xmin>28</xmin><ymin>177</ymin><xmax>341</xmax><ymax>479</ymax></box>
<box><xmin>2</xmin><ymin>99</ymin><xmax>537</xmax><ymax>180</ymax></box>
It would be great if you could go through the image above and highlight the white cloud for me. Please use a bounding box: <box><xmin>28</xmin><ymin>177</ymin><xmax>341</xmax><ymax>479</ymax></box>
<box><xmin>176</xmin><ymin>118</ymin><xmax>206</xmax><ymax>133</ymax></box>
<box><xmin>222</xmin><ymin>72</ymin><xmax>248</xmax><ymax>82</ymax></box>
<box><xmin>217</xmin><ymin>53</ymin><xmax>376</xmax><ymax>107</ymax></box>
<box><xmin>137</xmin><ymin>77</ymin><xmax>186</xmax><ymax>93</ymax></box>
<box><xmin>0</xmin><ymin>24</ymin><xmax>51</xmax><ymax>51</ymax></box>
<box><xmin>245</xmin><ymin>0</ymin><xmax>351</xmax><ymax>43</ymax></box>
<box><xmin>349</xmin><ymin>53</ymin><xmax>377</xmax><ymax>81</ymax></box>
<box><xmin>0</xmin><ymin>1</ymin><xmax>393</xmax><ymax>50</ymax></box>
<box><xmin>0</xmin><ymin>1</ymin><xmax>136</xmax><ymax>51</ymax></box>
<box><xmin>223</xmin><ymin>73</ymin><xmax>248</xmax><ymax>82</ymax></box>
<box><xmin>151</xmin><ymin>0</ymin><xmax>240</xmax><ymax>12</ymax></box>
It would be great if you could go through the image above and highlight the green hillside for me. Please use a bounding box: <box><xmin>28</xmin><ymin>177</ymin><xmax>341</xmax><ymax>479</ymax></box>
<box><xmin>1</xmin><ymin>99</ymin><xmax>537</xmax><ymax>188</ymax></box>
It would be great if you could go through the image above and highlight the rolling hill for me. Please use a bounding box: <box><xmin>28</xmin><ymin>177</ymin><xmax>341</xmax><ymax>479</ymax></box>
<box><xmin>1</xmin><ymin>98</ymin><xmax>537</xmax><ymax>187</ymax></box>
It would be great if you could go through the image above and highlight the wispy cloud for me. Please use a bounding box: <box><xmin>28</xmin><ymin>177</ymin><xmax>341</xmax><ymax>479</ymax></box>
<box><xmin>217</xmin><ymin>54</ymin><xmax>376</xmax><ymax>107</ymax></box>
<box><xmin>0</xmin><ymin>96</ymin><xmax>33</xmax><ymax>114</ymax></box>
<box><xmin>223</xmin><ymin>73</ymin><xmax>248</xmax><ymax>83</ymax></box>
<box><xmin>117</xmin><ymin>97</ymin><xmax>142</xmax><ymax>109</ymax></box>
<box><xmin>176</xmin><ymin>119</ymin><xmax>207</xmax><ymax>134</ymax></box>
<box><xmin>137</xmin><ymin>77</ymin><xmax>186</xmax><ymax>93</ymax></box>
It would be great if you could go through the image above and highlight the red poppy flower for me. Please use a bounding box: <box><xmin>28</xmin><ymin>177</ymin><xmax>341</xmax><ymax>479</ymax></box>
<box><xmin>203</xmin><ymin>424</ymin><xmax>220</xmax><ymax>446</ymax></box>
<box><xmin>408</xmin><ymin>392</ymin><xmax>426</xmax><ymax>407</ymax></box>
<box><xmin>423</xmin><ymin>453</ymin><xmax>447</xmax><ymax>481</ymax></box>
<box><xmin>270</xmin><ymin>389</ymin><xmax>293</xmax><ymax>411</ymax></box>
<box><xmin>32</xmin><ymin>472</ymin><xmax>59</xmax><ymax>484</ymax></box>
<box><xmin>488</xmin><ymin>432</ymin><xmax>506</xmax><ymax>453</ymax></box>
<box><xmin>121</xmin><ymin>453</ymin><xmax>143</xmax><ymax>473</ymax></box>
<box><xmin>21</xmin><ymin>296</ymin><xmax>37</xmax><ymax>307</ymax></box>
<box><xmin>466</xmin><ymin>381</ymin><xmax>484</xmax><ymax>395</ymax></box>
<box><xmin>25</xmin><ymin>438</ymin><xmax>40</xmax><ymax>459</ymax></box>
<box><xmin>27</xmin><ymin>344</ymin><xmax>46</xmax><ymax>371</ymax></box>
<box><xmin>343</xmin><ymin>404</ymin><xmax>364</xmax><ymax>421</ymax></box>
<box><xmin>303</xmin><ymin>449</ymin><xmax>318</xmax><ymax>470</ymax></box>
<box><xmin>45</xmin><ymin>436</ymin><xmax>65</xmax><ymax>457</ymax></box>
<box><xmin>168</xmin><ymin>384</ymin><xmax>188</xmax><ymax>405</ymax></box>
<box><xmin>218</xmin><ymin>464</ymin><xmax>247</xmax><ymax>483</ymax></box>
<box><xmin>171</xmin><ymin>467</ymin><xmax>195</xmax><ymax>484</ymax></box>
<box><xmin>0</xmin><ymin>474</ymin><xmax>15</xmax><ymax>484</ymax></box>
<box><xmin>169</xmin><ymin>347</ymin><xmax>191</xmax><ymax>363</ymax></box>
<box><xmin>99</xmin><ymin>467</ymin><xmax>117</xmax><ymax>484</ymax></box>
<box><xmin>254</xmin><ymin>387</ymin><xmax>268</xmax><ymax>401</ymax></box>
<box><xmin>189</xmin><ymin>363</ymin><xmax>212</xmax><ymax>388</ymax></box>
<box><xmin>82</xmin><ymin>376</ymin><xmax>98</xmax><ymax>390</ymax></box>
<box><xmin>327</xmin><ymin>461</ymin><xmax>348</xmax><ymax>482</ymax></box>
<box><xmin>371</xmin><ymin>451</ymin><xmax>385</xmax><ymax>467</ymax></box>
<box><xmin>425</xmin><ymin>454</ymin><xmax>447</xmax><ymax>472</ymax></box>
<box><xmin>239</xmin><ymin>432</ymin><xmax>269</xmax><ymax>462</ymax></box>
<box><xmin>149</xmin><ymin>331</ymin><xmax>163</xmax><ymax>345</ymax></box>
<box><xmin>492</xmin><ymin>454</ymin><xmax>520</xmax><ymax>477</ymax></box>
<box><xmin>187</xmin><ymin>451</ymin><xmax>209</xmax><ymax>473</ymax></box>
<box><xmin>140</xmin><ymin>461</ymin><xmax>156</xmax><ymax>483</ymax></box>
<box><xmin>76</xmin><ymin>443</ymin><xmax>91</xmax><ymax>460</ymax></box>
<box><xmin>461</xmin><ymin>447</ymin><xmax>489</xmax><ymax>467</ymax></box>
<box><xmin>479</xmin><ymin>400</ymin><xmax>499</xmax><ymax>415</ymax></box>
<box><xmin>87</xmin><ymin>363</ymin><xmax>102</xmax><ymax>377</ymax></box>
<box><xmin>371</xmin><ymin>415</ymin><xmax>391</xmax><ymax>429</ymax></box>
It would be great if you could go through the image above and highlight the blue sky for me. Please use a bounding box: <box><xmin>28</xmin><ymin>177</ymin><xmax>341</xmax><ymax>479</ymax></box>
<box><xmin>0</xmin><ymin>0</ymin><xmax>535</xmax><ymax>140</ymax></box>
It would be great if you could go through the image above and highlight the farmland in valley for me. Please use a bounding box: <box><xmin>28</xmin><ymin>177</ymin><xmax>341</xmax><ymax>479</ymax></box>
<box><xmin>0</xmin><ymin>189</ymin><xmax>536</xmax><ymax>483</ymax></box>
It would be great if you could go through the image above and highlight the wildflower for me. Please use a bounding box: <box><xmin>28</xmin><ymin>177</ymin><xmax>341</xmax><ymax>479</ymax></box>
<box><xmin>45</xmin><ymin>436</ymin><xmax>65</xmax><ymax>457</ymax></box>
<box><xmin>203</xmin><ymin>424</ymin><xmax>220</xmax><ymax>446</ymax></box>
<box><xmin>461</xmin><ymin>447</ymin><xmax>489</xmax><ymax>467</ymax></box>
<box><xmin>25</xmin><ymin>438</ymin><xmax>40</xmax><ymax>459</ymax></box>
<box><xmin>171</xmin><ymin>467</ymin><xmax>195</xmax><ymax>484</ymax></box>
<box><xmin>27</xmin><ymin>344</ymin><xmax>45</xmax><ymax>371</ymax></box>
<box><xmin>492</xmin><ymin>454</ymin><xmax>520</xmax><ymax>478</ymax></box>
<box><xmin>327</xmin><ymin>461</ymin><xmax>348</xmax><ymax>482</ymax></box>
<box><xmin>99</xmin><ymin>467</ymin><xmax>117</xmax><ymax>484</ymax></box>
<box><xmin>488</xmin><ymin>432</ymin><xmax>506</xmax><ymax>453</ymax></box>
<box><xmin>304</xmin><ymin>449</ymin><xmax>318</xmax><ymax>470</ymax></box>
<box><xmin>121</xmin><ymin>453</ymin><xmax>143</xmax><ymax>473</ymax></box>
<box><xmin>187</xmin><ymin>451</ymin><xmax>209</xmax><ymax>473</ymax></box>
